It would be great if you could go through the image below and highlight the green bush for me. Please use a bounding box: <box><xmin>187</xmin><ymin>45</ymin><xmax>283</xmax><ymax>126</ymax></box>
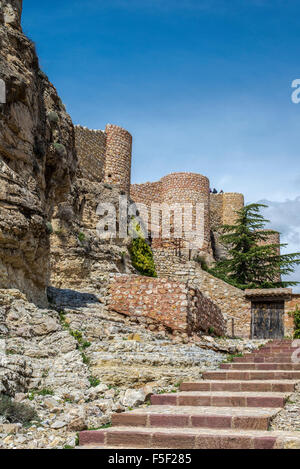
<box><xmin>194</xmin><ymin>255</ymin><xmax>209</xmax><ymax>271</ymax></box>
<box><xmin>129</xmin><ymin>237</ymin><xmax>157</xmax><ymax>278</ymax></box>
<box><xmin>53</xmin><ymin>143</ymin><xmax>67</xmax><ymax>156</ymax></box>
<box><xmin>289</xmin><ymin>306</ymin><xmax>300</xmax><ymax>339</ymax></box>
<box><xmin>89</xmin><ymin>376</ymin><xmax>100</xmax><ymax>388</ymax></box>
<box><xmin>78</xmin><ymin>232</ymin><xmax>85</xmax><ymax>243</ymax></box>
<box><xmin>47</xmin><ymin>111</ymin><xmax>59</xmax><ymax>124</ymax></box>
<box><xmin>46</xmin><ymin>222</ymin><xmax>53</xmax><ymax>234</ymax></box>
<box><xmin>0</xmin><ymin>395</ymin><xmax>38</xmax><ymax>426</ymax></box>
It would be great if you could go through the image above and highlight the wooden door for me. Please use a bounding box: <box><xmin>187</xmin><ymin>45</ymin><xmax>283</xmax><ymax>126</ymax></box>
<box><xmin>251</xmin><ymin>301</ymin><xmax>284</xmax><ymax>339</ymax></box>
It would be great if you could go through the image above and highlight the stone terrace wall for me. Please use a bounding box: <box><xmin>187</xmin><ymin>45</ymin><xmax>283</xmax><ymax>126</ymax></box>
<box><xmin>74</xmin><ymin>126</ymin><xmax>106</xmax><ymax>183</ymax></box>
<box><xmin>107</xmin><ymin>275</ymin><xmax>225</xmax><ymax>337</ymax></box>
<box><xmin>153</xmin><ymin>249</ymin><xmax>251</xmax><ymax>338</ymax></box>
<box><xmin>188</xmin><ymin>283</ymin><xmax>226</xmax><ymax>337</ymax></box>
<box><xmin>285</xmin><ymin>294</ymin><xmax>300</xmax><ymax>337</ymax></box>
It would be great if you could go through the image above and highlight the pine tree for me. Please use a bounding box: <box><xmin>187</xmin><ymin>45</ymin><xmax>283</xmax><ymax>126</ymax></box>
<box><xmin>210</xmin><ymin>203</ymin><xmax>300</xmax><ymax>289</ymax></box>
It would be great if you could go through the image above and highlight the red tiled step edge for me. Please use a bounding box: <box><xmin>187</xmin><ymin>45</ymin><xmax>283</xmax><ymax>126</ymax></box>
<box><xmin>233</xmin><ymin>356</ymin><xmax>295</xmax><ymax>363</ymax></box>
<box><xmin>150</xmin><ymin>391</ymin><xmax>289</xmax><ymax>408</ymax></box>
<box><xmin>79</xmin><ymin>427</ymin><xmax>300</xmax><ymax>449</ymax></box>
<box><xmin>202</xmin><ymin>370</ymin><xmax>300</xmax><ymax>380</ymax></box>
<box><xmin>180</xmin><ymin>380</ymin><xmax>297</xmax><ymax>393</ymax></box>
<box><xmin>111</xmin><ymin>406</ymin><xmax>279</xmax><ymax>430</ymax></box>
<box><xmin>221</xmin><ymin>363</ymin><xmax>300</xmax><ymax>371</ymax></box>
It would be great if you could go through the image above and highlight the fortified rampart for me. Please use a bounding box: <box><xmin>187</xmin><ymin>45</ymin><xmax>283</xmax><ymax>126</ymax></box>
<box><xmin>75</xmin><ymin>124</ymin><xmax>132</xmax><ymax>194</ymax></box>
<box><xmin>75</xmin><ymin>123</ymin><xmax>244</xmax><ymax>258</ymax></box>
<box><xmin>131</xmin><ymin>175</ymin><xmax>244</xmax><ymax>257</ymax></box>
<box><xmin>210</xmin><ymin>193</ymin><xmax>245</xmax><ymax>228</ymax></box>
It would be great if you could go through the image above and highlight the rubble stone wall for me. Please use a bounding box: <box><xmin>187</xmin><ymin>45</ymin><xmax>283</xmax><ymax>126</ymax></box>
<box><xmin>74</xmin><ymin>126</ymin><xmax>106</xmax><ymax>183</ymax></box>
<box><xmin>107</xmin><ymin>275</ymin><xmax>225</xmax><ymax>336</ymax></box>
<box><xmin>285</xmin><ymin>294</ymin><xmax>300</xmax><ymax>337</ymax></box>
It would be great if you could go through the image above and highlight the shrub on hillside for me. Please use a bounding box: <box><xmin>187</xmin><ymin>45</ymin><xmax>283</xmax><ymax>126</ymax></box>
<box><xmin>0</xmin><ymin>395</ymin><xmax>38</xmax><ymax>426</ymax></box>
<box><xmin>128</xmin><ymin>218</ymin><xmax>157</xmax><ymax>278</ymax></box>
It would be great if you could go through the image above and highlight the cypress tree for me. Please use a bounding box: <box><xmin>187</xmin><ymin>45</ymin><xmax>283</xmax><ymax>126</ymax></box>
<box><xmin>210</xmin><ymin>203</ymin><xmax>300</xmax><ymax>289</ymax></box>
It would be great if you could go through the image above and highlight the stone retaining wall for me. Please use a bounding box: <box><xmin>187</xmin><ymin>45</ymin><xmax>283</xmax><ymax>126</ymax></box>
<box><xmin>107</xmin><ymin>275</ymin><xmax>225</xmax><ymax>336</ymax></box>
<box><xmin>153</xmin><ymin>249</ymin><xmax>251</xmax><ymax>338</ymax></box>
<box><xmin>285</xmin><ymin>294</ymin><xmax>300</xmax><ymax>337</ymax></box>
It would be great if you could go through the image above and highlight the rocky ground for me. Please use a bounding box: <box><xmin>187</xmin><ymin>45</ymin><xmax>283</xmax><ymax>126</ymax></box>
<box><xmin>270</xmin><ymin>382</ymin><xmax>300</xmax><ymax>432</ymax></box>
<box><xmin>0</xmin><ymin>287</ymin><xmax>269</xmax><ymax>449</ymax></box>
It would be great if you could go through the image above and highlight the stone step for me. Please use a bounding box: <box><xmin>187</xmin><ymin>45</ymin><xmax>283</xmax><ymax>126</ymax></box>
<box><xmin>180</xmin><ymin>380</ymin><xmax>297</xmax><ymax>393</ymax></box>
<box><xmin>254</xmin><ymin>348</ymin><xmax>296</xmax><ymax>353</ymax></box>
<box><xmin>111</xmin><ymin>405</ymin><xmax>280</xmax><ymax>430</ymax></box>
<box><xmin>150</xmin><ymin>391</ymin><xmax>289</xmax><ymax>408</ymax></box>
<box><xmin>202</xmin><ymin>370</ymin><xmax>300</xmax><ymax>380</ymax></box>
<box><xmin>79</xmin><ymin>427</ymin><xmax>300</xmax><ymax>449</ymax></box>
<box><xmin>221</xmin><ymin>363</ymin><xmax>300</xmax><ymax>371</ymax></box>
<box><xmin>233</xmin><ymin>356</ymin><xmax>295</xmax><ymax>363</ymax></box>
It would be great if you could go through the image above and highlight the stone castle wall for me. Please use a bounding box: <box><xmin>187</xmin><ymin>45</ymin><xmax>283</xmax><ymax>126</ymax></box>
<box><xmin>74</xmin><ymin>124</ymin><xmax>132</xmax><ymax>194</ymax></box>
<box><xmin>131</xmin><ymin>173</ymin><xmax>212</xmax><ymax>254</ymax></box>
<box><xmin>75</xmin><ymin>126</ymin><xmax>106</xmax><ymax>182</ymax></box>
<box><xmin>210</xmin><ymin>193</ymin><xmax>245</xmax><ymax>229</ymax></box>
<box><xmin>104</xmin><ymin>124</ymin><xmax>132</xmax><ymax>194</ymax></box>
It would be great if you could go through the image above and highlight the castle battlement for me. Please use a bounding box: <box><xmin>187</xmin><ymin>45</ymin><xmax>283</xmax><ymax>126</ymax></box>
<box><xmin>75</xmin><ymin>124</ymin><xmax>245</xmax><ymax>256</ymax></box>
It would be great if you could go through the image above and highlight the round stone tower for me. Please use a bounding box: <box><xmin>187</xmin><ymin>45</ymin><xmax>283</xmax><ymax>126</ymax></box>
<box><xmin>160</xmin><ymin>172</ymin><xmax>211</xmax><ymax>252</ymax></box>
<box><xmin>104</xmin><ymin>124</ymin><xmax>132</xmax><ymax>195</ymax></box>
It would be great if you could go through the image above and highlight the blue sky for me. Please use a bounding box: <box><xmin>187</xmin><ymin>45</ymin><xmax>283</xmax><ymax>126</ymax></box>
<box><xmin>22</xmin><ymin>0</ymin><xmax>300</xmax><ymax>286</ymax></box>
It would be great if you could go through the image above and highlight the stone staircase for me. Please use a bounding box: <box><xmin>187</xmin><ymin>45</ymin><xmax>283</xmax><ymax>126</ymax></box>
<box><xmin>79</xmin><ymin>340</ymin><xmax>300</xmax><ymax>449</ymax></box>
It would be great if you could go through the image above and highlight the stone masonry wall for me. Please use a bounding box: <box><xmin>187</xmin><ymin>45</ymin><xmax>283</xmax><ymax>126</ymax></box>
<box><xmin>104</xmin><ymin>124</ymin><xmax>132</xmax><ymax>195</ymax></box>
<box><xmin>188</xmin><ymin>283</ymin><xmax>226</xmax><ymax>337</ymax></box>
<box><xmin>74</xmin><ymin>126</ymin><xmax>106</xmax><ymax>183</ymax></box>
<box><xmin>130</xmin><ymin>172</ymin><xmax>211</xmax><ymax>254</ymax></box>
<box><xmin>285</xmin><ymin>294</ymin><xmax>300</xmax><ymax>337</ymax></box>
<box><xmin>210</xmin><ymin>193</ymin><xmax>244</xmax><ymax>229</ymax></box>
<box><xmin>107</xmin><ymin>275</ymin><xmax>225</xmax><ymax>337</ymax></box>
<box><xmin>153</xmin><ymin>249</ymin><xmax>251</xmax><ymax>338</ymax></box>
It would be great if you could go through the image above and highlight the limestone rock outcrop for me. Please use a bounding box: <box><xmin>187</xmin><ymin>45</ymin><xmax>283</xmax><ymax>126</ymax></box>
<box><xmin>0</xmin><ymin>2</ymin><xmax>77</xmax><ymax>305</ymax></box>
<box><xmin>50</xmin><ymin>177</ymin><xmax>136</xmax><ymax>292</ymax></box>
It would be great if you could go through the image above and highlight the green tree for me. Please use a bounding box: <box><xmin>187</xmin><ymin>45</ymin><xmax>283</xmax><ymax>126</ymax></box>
<box><xmin>210</xmin><ymin>203</ymin><xmax>300</xmax><ymax>289</ymax></box>
<box><xmin>129</xmin><ymin>217</ymin><xmax>157</xmax><ymax>278</ymax></box>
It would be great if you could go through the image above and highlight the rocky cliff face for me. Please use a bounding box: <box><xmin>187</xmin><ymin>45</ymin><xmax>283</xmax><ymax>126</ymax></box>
<box><xmin>50</xmin><ymin>178</ymin><xmax>136</xmax><ymax>294</ymax></box>
<box><xmin>0</xmin><ymin>1</ymin><xmax>77</xmax><ymax>305</ymax></box>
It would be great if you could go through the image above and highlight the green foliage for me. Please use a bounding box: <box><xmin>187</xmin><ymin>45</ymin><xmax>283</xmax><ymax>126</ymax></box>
<box><xmin>37</xmin><ymin>389</ymin><xmax>54</xmax><ymax>396</ymax></box>
<box><xmin>53</xmin><ymin>143</ymin><xmax>66</xmax><ymax>156</ymax></box>
<box><xmin>208</xmin><ymin>327</ymin><xmax>215</xmax><ymax>335</ymax></box>
<box><xmin>210</xmin><ymin>203</ymin><xmax>300</xmax><ymax>290</ymax></box>
<box><xmin>129</xmin><ymin>237</ymin><xmax>157</xmax><ymax>277</ymax></box>
<box><xmin>81</xmin><ymin>353</ymin><xmax>90</xmax><ymax>365</ymax></box>
<box><xmin>194</xmin><ymin>255</ymin><xmax>209</xmax><ymax>271</ymax></box>
<box><xmin>46</xmin><ymin>222</ymin><xmax>53</xmax><ymax>234</ymax></box>
<box><xmin>128</xmin><ymin>217</ymin><xmax>157</xmax><ymax>277</ymax></box>
<box><xmin>47</xmin><ymin>111</ymin><xmax>59</xmax><ymax>124</ymax></box>
<box><xmin>0</xmin><ymin>395</ymin><xmax>39</xmax><ymax>426</ymax></box>
<box><xmin>88</xmin><ymin>376</ymin><xmax>100</xmax><ymax>388</ymax></box>
<box><xmin>289</xmin><ymin>306</ymin><xmax>300</xmax><ymax>339</ymax></box>
<box><xmin>28</xmin><ymin>389</ymin><xmax>54</xmax><ymax>400</ymax></box>
<box><xmin>59</xmin><ymin>312</ymin><xmax>91</xmax><ymax>359</ymax></box>
<box><xmin>225</xmin><ymin>352</ymin><xmax>244</xmax><ymax>363</ymax></box>
<box><xmin>70</xmin><ymin>330</ymin><xmax>83</xmax><ymax>343</ymax></box>
<box><xmin>78</xmin><ymin>232</ymin><xmax>85</xmax><ymax>243</ymax></box>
